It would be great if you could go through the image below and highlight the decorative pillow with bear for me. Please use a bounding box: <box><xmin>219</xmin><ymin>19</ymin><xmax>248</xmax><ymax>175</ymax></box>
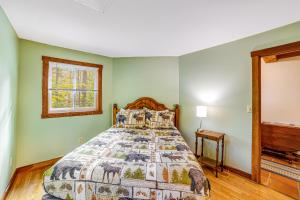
<box><xmin>116</xmin><ymin>109</ymin><xmax>145</xmax><ymax>128</ymax></box>
<box><xmin>144</xmin><ymin>108</ymin><xmax>175</xmax><ymax>129</ymax></box>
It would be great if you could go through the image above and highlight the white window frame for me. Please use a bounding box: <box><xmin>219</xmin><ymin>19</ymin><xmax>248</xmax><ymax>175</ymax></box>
<box><xmin>48</xmin><ymin>62</ymin><xmax>99</xmax><ymax>113</ymax></box>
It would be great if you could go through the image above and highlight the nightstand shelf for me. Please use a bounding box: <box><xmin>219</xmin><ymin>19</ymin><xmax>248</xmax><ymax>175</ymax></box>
<box><xmin>195</xmin><ymin>129</ymin><xmax>225</xmax><ymax>177</ymax></box>
<box><xmin>197</xmin><ymin>156</ymin><xmax>222</xmax><ymax>169</ymax></box>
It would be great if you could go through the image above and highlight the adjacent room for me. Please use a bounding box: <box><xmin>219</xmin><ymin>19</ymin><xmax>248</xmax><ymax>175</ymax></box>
<box><xmin>0</xmin><ymin>1</ymin><xmax>299</xmax><ymax>200</ymax></box>
<box><xmin>260</xmin><ymin>55</ymin><xmax>300</xmax><ymax>199</ymax></box>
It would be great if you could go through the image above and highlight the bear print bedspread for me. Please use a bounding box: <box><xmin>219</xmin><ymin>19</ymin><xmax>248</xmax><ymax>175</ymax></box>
<box><xmin>43</xmin><ymin>128</ymin><xmax>210</xmax><ymax>200</ymax></box>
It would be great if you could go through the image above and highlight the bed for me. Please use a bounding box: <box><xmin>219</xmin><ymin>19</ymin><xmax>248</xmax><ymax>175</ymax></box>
<box><xmin>43</xmin><ymin>97</ymin><xmax>210</xmax><ymax>200</ymax></box>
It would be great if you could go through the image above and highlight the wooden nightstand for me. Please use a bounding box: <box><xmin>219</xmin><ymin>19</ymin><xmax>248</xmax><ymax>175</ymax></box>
<box><xmin>195</xmin><ymin>130</ymin><xmax>225</xmax><ymax>177</ymax></box>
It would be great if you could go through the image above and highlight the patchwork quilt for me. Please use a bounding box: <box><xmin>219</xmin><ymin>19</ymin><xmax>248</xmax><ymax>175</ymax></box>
<box><xmin>43</xmin><ymin>128</ymin><xmax>210</xmax><ymax>200</ymax></box>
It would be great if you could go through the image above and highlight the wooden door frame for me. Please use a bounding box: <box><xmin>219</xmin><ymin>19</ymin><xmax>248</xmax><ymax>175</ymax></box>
<box><xmin>251</xmin><ymin>41</ymin><xmax>300</xmax><ymax>183</ymax></box>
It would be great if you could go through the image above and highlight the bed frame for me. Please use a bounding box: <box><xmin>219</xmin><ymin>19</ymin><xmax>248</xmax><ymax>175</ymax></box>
<box><xmin>113</xmin><ymin>97</ymin><xmax>180</xmax><ymax>129</ymax></box>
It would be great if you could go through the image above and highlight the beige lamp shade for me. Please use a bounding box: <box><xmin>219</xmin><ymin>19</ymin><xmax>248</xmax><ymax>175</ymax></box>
<box><xmin>196</xmin><ymin>106</ymin><xmax>207</xmax><ymax>118</ymax></box>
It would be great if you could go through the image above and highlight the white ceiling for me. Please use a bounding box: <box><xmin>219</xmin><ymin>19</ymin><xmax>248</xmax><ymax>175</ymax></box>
<box><xmin>1</xmin><ymin>0</ymin><xmax>300</xmax><ymax>57</ymax></box>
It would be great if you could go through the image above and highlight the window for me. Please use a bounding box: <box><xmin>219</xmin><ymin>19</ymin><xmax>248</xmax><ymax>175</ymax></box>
<box><xmin>42</xmin><ymin>56</ymin><xmax>102</xmax><ymax>118</ymax></box>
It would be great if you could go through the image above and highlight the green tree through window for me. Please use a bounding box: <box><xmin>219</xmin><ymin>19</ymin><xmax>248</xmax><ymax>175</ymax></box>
<box><xmin>42</xmin><ymin>56</ymin><xmax>103</xmax><ymax>118</ymax></box>
<box><xmin>50</xmin><ymin>64</ymin><xmax>98</xmax><ymax>110</ymax></box>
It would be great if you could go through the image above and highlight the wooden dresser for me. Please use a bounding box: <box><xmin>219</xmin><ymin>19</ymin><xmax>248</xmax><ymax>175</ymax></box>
<box><xmin>261</xmin><ymin>122</ymin><xmax>300</xmax><ymax>152</ymax></box>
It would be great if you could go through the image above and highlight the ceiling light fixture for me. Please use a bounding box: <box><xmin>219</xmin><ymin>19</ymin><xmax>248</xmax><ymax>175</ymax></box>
<box><xmin>74</xmin><ymin>0</ymin><xmax>113</xmax><ymax>13</ymax></box>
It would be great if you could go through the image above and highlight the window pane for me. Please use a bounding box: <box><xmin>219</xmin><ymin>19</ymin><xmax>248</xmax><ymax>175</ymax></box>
<box><xmin>50</xmin><ymin>90</ymin><xmax>73</xmax><ymax>109</ymax></box>
<box><xmin>75</xmin><ymin>91</ymin><xmax>96</xmax><ymax>108</ymax></box>
<box><xmin>76</xmin><ymin>70</ymin><xmax>97</xmax><ymax>90</ymax></box>
<box><xmin>51</xmin><ymin>66</ymin><xmax>73</xmax><ymax>89</ymax></box>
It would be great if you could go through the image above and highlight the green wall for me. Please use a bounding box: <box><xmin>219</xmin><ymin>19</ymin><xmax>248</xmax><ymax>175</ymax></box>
<box><xmin>1</xmin><ymin>4</ymin><xmax>300</xmax><ymax>189</ymax></box>
<box><xmin>16</xmin><ymin>40</ymin><xmax>113</xmax><ymax>167</ymax></box>
<box><xmin>113</xmin><ymin>57</ymin><xmax>179</xmax><ymax>108</ymax></box>
<box><xmin>179</xmin><ymin>21</ymin><xmax>300</xmax><ymax>173</ymax></box>
<box><xmin>0</xmin><ymin>7</ymin><xmax>19</xmax><ymax>197</ymax></box>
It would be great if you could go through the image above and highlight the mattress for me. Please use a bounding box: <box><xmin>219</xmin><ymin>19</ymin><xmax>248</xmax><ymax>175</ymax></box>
<box><xmin>43</xmin><ymin>127</ymin><xmax>210</xmax><ymax>200</ymax></box>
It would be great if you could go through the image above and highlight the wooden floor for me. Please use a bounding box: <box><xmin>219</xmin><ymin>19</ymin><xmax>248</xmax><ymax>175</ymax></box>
<box><xmin>4</xmin><ymin>164</ymin><xmax>295</xmax><ymax>200</ymax></box>
<box><xmin>204</xmin><ymin>168</ymin><xmax>295</xmax><ymax>200</ymax></box>
<box><xmin>261</xmin><ymin>154</ymin><xmax>300</xmax><ymax>199</ymax></box>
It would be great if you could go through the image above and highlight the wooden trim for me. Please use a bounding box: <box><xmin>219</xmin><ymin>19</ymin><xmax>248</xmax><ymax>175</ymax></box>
<box><xmin>42</xmin><ymin>57</ymin><xmax>49</xmax><ymax>118</ymax></box>
<box><xmin>277</xmin><ymin>50</ymin><xmax>300</xmax><ymax>60</ymax></box>
<box><xmin>112</xmin><ymin>97</ymin><xmax>180</xmax><ymax>129</ymax></box>
<box><xmin>1</xmin><ymin>170</ymin><xmax>17</xmax><ymax>200</ymax></box>
<box><xmin>251</xmin><ymin>41</ymin><xmax>300</xmax><ymax>57</ymax></box>
<box><xmin>224</xmin><ymin>165</ymin><xmax>252</xmax><ymax>179</ymax></box>
<box><xmin>262</xmin><ymin>55</ymin><xmax>277</xmax><ymax>63</ymax></box>
<box><xmin>17</xmin><ymin>157</ymin><xmax>61</xmax><ymax>172</ymax></box>
<box><xmin>250</xmin><ymin>40</ymin><xmax>300</xmax><ymax>184</ymax></box>
<box><xmin>1</xmin><ymin>157</ymin><xmax>61</xmax><ymax>200</ymax></box>
<box><xmin>42</xmin><ymin>110</ymin><xmax>102</xmax><ymax>118</ymax></box>
<box><xmin>262</xmin><ymin>51</ymin><xmax>300</xmax><ymax>63</ymax></box>
<box><xmin>252</xmin><ymin>55</ymin><xmax>261</xmax><ymax>183</ymax></box>
<box><xmin>41</xmin><ymin>56</ymin><xmax>103</xmax><ymax>118</ymax></box>
<box><xmin>42</xmin><ymin>56</ymin><xmax>102</xmax><ymax>68</ymax></box>
<box><xmin>98</xmin><ymin>66</ymin><xmax>103</xmax><ymax>114</ymax></box>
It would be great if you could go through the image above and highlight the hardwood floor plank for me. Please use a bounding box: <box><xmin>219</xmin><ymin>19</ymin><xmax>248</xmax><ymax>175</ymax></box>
<box><xmin>204</xmin><ymin>168</ymin><xmax>294</xmax><ymax>200</ymax></box>
<box><xmin>268</xmin><ymin>171</ymin><xmax>299</xmax><ymax>199</ymax></box>
<box><xmin>4</xmin><ymin>164</ymin><xmax>295</xmax><ymax>200</ymax></box>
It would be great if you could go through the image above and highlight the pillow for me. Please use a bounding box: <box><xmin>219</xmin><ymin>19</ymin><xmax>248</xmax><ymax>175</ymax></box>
<box><xmin>116</xmin><ymin>109</ymin><xmax>145</xmax><ymax>128</ymax></box>
<box><xmin>144</xmin><ymin>108</ymin><xmax>175</xmax><ymax>129</ymax></box>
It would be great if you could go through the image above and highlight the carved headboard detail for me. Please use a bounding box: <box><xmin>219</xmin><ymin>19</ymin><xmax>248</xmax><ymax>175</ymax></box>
<box><xmin>113</xmin><ymin>97</ymin><xmax>180</xmax><ymax>129</ymax></box>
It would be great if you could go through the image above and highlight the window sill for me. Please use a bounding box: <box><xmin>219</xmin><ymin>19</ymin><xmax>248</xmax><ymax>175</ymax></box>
<box><xmin>41</xmin><ymin>110</ymin><xmax>103</xmax><ymax>119</ymax></box>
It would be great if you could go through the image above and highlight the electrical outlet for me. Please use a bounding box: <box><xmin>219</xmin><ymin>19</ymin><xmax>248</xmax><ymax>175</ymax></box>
<box><xmin>247</xmin><ymin>105</ymin><xmax>252</xmax><ymax>113</ymax></box>
<box><xmin>79</xmin><ymin>137</ymin><xmax>84</xmax><ymax>144</ymax></box>
<box><xmin>9</xmin><ymin>157</ymin><xmax>12</xmax><ymax>167</ymax></box>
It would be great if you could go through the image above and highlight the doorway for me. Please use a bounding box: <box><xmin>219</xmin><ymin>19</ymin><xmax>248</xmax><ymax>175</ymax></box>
<box><xmin>261</xmin><ymin>56</ymin><xmax>300</xmax><ymax>199</ymax></box>
<box><xmin>251</xmin><ymin>42</ymin><xmax>300</xmax><ymax>199</ymax></box>
<box><xmin>251</xmin><ymin>41</ymin><xmax>300</xmax><ymax>198</ymax></box>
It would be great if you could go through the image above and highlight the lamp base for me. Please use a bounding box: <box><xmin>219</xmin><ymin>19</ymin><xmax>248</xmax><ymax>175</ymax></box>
<box><xmin>197</xmin><ymin>119</ymin><xmax>204</xmax><ymax>132</ymax></box>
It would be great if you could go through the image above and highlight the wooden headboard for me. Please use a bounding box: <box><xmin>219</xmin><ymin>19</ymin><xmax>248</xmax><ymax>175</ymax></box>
<box><xmin>113</xmin><ymin>97</ymin><xmax>180</xmax><ymax>129</ymax></box>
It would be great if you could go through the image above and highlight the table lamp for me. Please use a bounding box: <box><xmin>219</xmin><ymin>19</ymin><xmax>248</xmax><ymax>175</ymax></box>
<box><xmin>196</xmin><ymin>106</ymin><xmax>207</xmax><ymax>131</ymax></box>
